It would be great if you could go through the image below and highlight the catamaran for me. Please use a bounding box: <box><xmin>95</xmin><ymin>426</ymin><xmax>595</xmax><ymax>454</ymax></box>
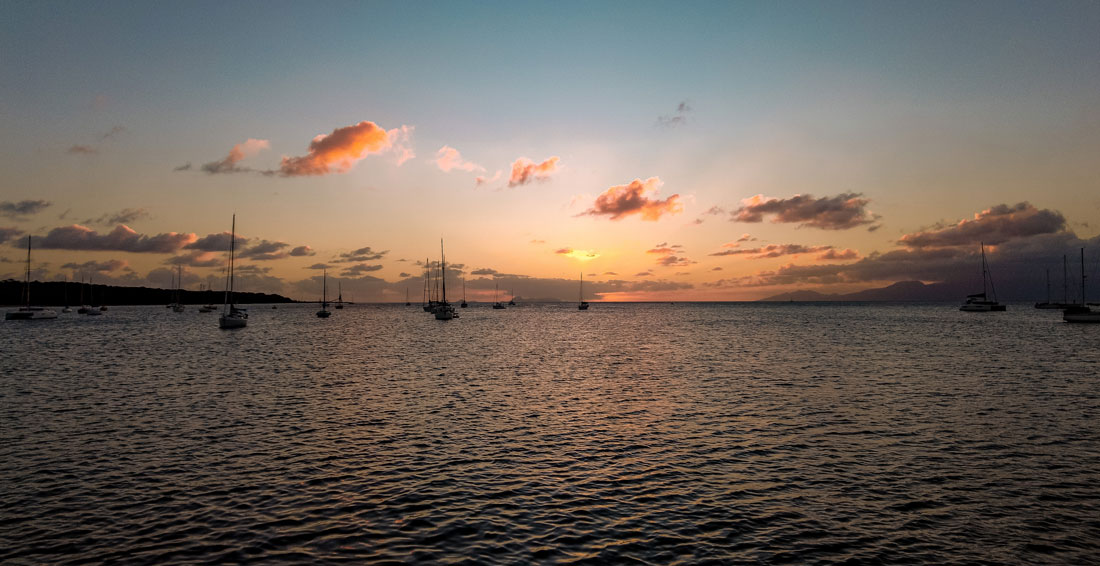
<box><xmin>5</xmin><ymin>236</ymin><xmax>58</xmax><ymax>320</ymax></box>
<box><xmin>219</xmin><ymin>215</ymin><xmax>248</xmax><ymax>329</ymax></box>
<box><xmin>959</xmin><ymin>242</ymin><xmax>1006</xmax><ymax>312</ymax></box>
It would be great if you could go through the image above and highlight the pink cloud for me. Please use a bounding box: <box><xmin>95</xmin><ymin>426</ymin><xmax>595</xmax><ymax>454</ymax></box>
<box><xmin>278</xmin><ymin>121</ymin><xmax>411</xmax><ymax>176</ymax></box>
<box><xmin>582</xmin><ymin>177</ymin><xmax>682</xmax><ymax>221</ymax></box>
<box><xmin>435</xmin><ymin>146</ymin><xmax>484</xmax><ymax>173</ymax></box>
<box><xmin>508</xmin><ymin>156</ymin><xmax>560</xmax><ymax>187</ymax></box>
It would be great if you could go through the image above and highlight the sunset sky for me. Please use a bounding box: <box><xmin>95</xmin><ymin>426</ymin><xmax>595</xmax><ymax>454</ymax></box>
<box><xmin>2</xmin><ymin>1</ymin><xmax>1098</xmax><ymax>301</ymax></box>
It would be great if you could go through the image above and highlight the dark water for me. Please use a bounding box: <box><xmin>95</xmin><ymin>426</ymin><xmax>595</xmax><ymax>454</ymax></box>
<box><xmin>2</xmin><ymin>303</ymin><xmax>1099</xmax><ymax>564</ymax></box>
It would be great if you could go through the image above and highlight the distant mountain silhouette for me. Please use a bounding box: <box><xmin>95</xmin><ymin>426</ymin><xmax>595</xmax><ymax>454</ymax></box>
<box><xmin>760</xmin><ymin>280</ymin><xmax>960</xmax><ymax>302</ymax></box>
<box><xmin>1</xmin><ymin>279</ymin><xmax>293</xmax><ymax>306</ymax></box>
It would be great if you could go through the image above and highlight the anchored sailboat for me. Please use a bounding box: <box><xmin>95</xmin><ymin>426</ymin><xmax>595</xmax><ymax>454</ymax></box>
<box><xmin>219</xmin><ymin>215</ymin><xmax>248</xmax><ymax>329</ymax></box>
<box><xmin>317</xmin><ymin>268</ymin><xmax>332</xmax><ymax>318</ymax></box>
<box><xmin>1063</xmin><ymin>248</ymin><xmax>1099</xmax><ymax>323</ymax></box>
<box><xmin>578</xmin><ymin>272</ymin><xmax>589</xmax><ymax>310</ymax></box>
<box><xmin>335</xmin><ymin>282</ymin><xmax>344</xmax><ymax>309</ymax></box>
<box><xmin>434</xmin><ymin>239</ymin><xmax>456</xmax><ymax>320</ymax></box>
<box><xmin>493</xmin><ymin>282</ymin><xmax>505</xmax><ymax>309</ymax></box>
<box><xmin>170</xmin><ymin>265</ymin><xmax>185</xmax><ymax>312</ymax></box>
<box><xmin>5</xmin><ymin>236</ymin><xmax>58</xmax><ymax>320</ymax></box>
<box><xmin>959</xmin><ymin>242</ymin><xmax>1006</xmax><ymax>312</ymax></box>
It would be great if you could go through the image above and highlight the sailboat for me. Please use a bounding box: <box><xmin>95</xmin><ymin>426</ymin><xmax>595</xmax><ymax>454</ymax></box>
<box><xmin>1063</xmin><ymin>248</ymin><xmax>1100</xmax><ymax>323</ymax></box>
<box><xmin>422</xmin><ymin>258</ymin><xmax>435</xmax><ymax>312</ymax></box>
<box><xmin>170</xmin><ymin>265</ymin><xmax>185</xmax><ymax>312</ymax></box>
<box><xmin>508</xmin><ymin>288</ymin><xmax>516</xmax><ymax>306</ymax></box>
<box><xmin>85</xmin><ymin>276</ymin><xmax>102</xmax><ymax>316</ymax></box>
<box><xmin>335</xmin><ymin>282</ymin><xmax>344</xmax><ymax>309</ymax></box>
<box><xmin>219</xmin><ymin>214</ymin><xmax>248</xmax><ymax>329</ymax></box>
<box><xmin>434</xmin><ymin>239</ymin><xmax>457</xmax><ymax>320</ymax></box>
<box><xmin>61</xmin><ymin>276</ymin><xmax>72</xmax><ymax>313</ymax></box>
<box><xmin>405</xmin><ymin>287</ymin><xmax>411</xmax><ymax>306</ymax></box>
<box><xmin>77</xmin><ymin>275</ymin><xmax>90</xmax><ymax>314</ymax></box>
<box><xmin>578</xmin><ymin>272</ymin><xmax>589</xmax><ymax>310</ymax></box>
<box><xmin>1036</xmin><ymin>255</ymin><xmax>1073</xmax><ymax>309</ymax></box>
<box><xmin>317</xmin><ymin>268</ymin><xmax>332</xmax><ymax>318</ymax></box>
<box><xmin>5</xmin><ymin>236</ymin><xmax>58</xmax><ymax>320</ymax></box>
<box><xmin>959</xmin><ymin>242</ymin><xmax>1006</xmax><ymax>312</ymax></box>
<box><xmin>493</xmin><ymin>282</ymin><xmax>506</xmax><ymax>309</ymax></box>
<box><xmin>461</xmin><ymin>277</ymin><xmax>468</xmax><ymax>308</ymax></box>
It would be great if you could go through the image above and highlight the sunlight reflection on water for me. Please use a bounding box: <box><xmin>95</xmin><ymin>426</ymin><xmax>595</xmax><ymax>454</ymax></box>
<box><xmin>2</xmin><ymin>303</ymin><xmax>1099</xmax><ymax>563</ymax></box>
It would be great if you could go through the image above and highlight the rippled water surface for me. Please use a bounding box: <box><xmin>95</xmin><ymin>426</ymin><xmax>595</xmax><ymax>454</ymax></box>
<box><xmin>2</xmin><ymin>303</ymin><xmax>1100</xmax><ymax>564</ymax></box>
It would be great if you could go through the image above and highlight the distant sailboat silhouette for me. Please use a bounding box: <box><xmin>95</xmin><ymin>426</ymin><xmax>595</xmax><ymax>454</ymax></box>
<box><xmin>5</xmin><ymin>236</ymin><xmax>58</xmax><ymax>320</ymax></box>
<box><xmin>578</xmin><ymin>272</ymin><xmax>589</xmax><ymax>310</ymax></box>
<box><xmin>461</xmin><ymin>277</ymin><xmax>468</xmax><ymax>308</ymax></box>
<box><xmin>1063</xmin><ymin>247</ymin><xmax>1100</xmax><ymax>323</ymax></box>
<box><xmin>959</xmin><ymin>242</ymin><xmax>1006</xmax><ymax>312</ymax></box>
<box><xmin>317</xmin><ymin>268</ymin><xmax>332</xmax><ymax>318</ymax></box>
<box><xmin>493</xmin><ymin>283</ymin><xmax>505</xmax><ymax>309</ymax></box>
<box><xmin>335</xmin><ymin>282</ymin><xmax>344</xmax><ymax>309</ymax></box>
<box><xmin>170</xmin><ymin>264</ymin><xmax>185</xmax><ymax>312</ymax></box>
<box><xmin>434</xmin><ymin>239</ymin><xmax>456</xmax><ymax>320</ymax></box>
<box><xmin>219</xmin><ymin>214</ymin><xmax>248</xmax><ymax>329</ymax></box>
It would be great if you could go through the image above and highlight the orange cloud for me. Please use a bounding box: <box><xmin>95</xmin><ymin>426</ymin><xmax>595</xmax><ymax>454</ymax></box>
<box><xmin>278</xmin><ymin>121</ymin><xmax>411</xmax><ymax>176</ymax></box>
<box><xmin>203</xmin><ymin>138</ymin><xmax>270</xmax><ymax>174</ymax></box>
<box><xmin>582</xmin><ymin>177</ymin><xmax>682</xmax><ymax>221</ymax></box>
<box><xmin>435</xmin><ymin>146</ymin><xmax>484</xmax><ymax>173</ymax></box>
<box><xmin>508</xmin><ymin>156</ymin><xmax>560</xmax><ymax>187</ymax></box>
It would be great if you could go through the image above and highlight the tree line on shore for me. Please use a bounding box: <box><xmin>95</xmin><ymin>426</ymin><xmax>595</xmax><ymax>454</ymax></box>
<box><xmin>1</xmin><ymin>279</ymin><xmax>293</xmax><ymax>306</ymax></box>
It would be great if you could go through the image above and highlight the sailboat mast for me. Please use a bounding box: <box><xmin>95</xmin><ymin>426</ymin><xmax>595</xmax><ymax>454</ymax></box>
<box><xmin>1046</xmin><ymin>268</ymin><xmax>1051</xmax><ymax>304</ymax></box>
<box><xmin>1082</xmin><ymin>247</ymin><xmax>1087</xmax><ymax>306</ymax></box>
<box><xmin>24</xmin><ymin>235</ymin><xmax>31</xmax><ymax>307</ymax></box>
<box><xmin>440</xmin><ymin>238</ymin><xmax>447</xmax><ymax>303</ymax></box>
<box><xmin>1065</xmin><ymin>254</ymin><xmax>1069</xmax><ymax>304</ymax></box>
<box><xmin>224</xmin><ymin>214</ymin><xmax>236</xmax><ymax>312</ymax></box>
<box><xmin>980</xmin><ymin>242</ymin><xmax>988</xmax><ymax>298</ymax></box>
<box><xmin>580</xmin><ymin>272</ymin><xmax>583</xmax><ymax>302</ymax></box>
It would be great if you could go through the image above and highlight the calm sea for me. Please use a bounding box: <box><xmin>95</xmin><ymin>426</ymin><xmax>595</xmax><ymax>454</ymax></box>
<box><xmin>2</xmin><ymin>303</ymin><xmax>1099</xmax><ymax>564</ymax></box>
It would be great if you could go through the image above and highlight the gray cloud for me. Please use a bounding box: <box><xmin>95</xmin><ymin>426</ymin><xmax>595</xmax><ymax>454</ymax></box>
<box><xmin>35</xmin><ymin>224</ymin><xmax>196</xmax><ymax>253</ymax></box>
<box><xmin>0</xmin><ymin>199</ymin><xmax>52</xmax><ymax>219</ymax></box>
<box><xmin>732</xmin><ymin>192</ymin><xmax>879</xmax><ymax>230</ymax></box>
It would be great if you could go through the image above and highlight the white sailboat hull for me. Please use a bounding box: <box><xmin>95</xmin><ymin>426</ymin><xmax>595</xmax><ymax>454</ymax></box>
<box><xmin>5</xmin><ymin>307</ymin><xmax>58</xmax><ymax>320</ymax></box>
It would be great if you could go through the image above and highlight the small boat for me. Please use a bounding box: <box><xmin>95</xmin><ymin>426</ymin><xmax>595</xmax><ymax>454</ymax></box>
<box><xmin>422</xmin><ymin>258</ymin><xmax>436</xmax><ymax>312</ymax></box>
<box><xmin>219</xmin><ymin>215</ymin><xmax>248</xmax><ymax>329</ymax></box>
<box><xmin>578</xmin><ymin>272</ymin><xmax>589</xmax><ymax>310</ymax></box>
<box><xmin>960</xmin><ymin>243</ymin><xmax>1006</xmax><ymax>312</ymax></box>
<box><xmin>199</xmin><ymin>305</ymin><xmax>216</xmax><ymax>313</ymax></box>
<box><xmin>461</xmin><ymin>277</ymin><xmax>468</xmax><ymax>308</ymax></box>
<box><xmin>508</xmin><ymin>288</ymin><xmax>515</xmax><ymax>306</ymax></box>
<box><xmin>317</xmin><ymin>268</ymin><xmax>332</xmax><ymax>318</ymax></box>
<box><xmin>335</xmin><ymin>282</ymin><xmax>344</xmax><ymax>309</ymax></box>
<box><xmin>434</xmin><ymin>239</ymin><xmax>457</xmax><ymax>320</ymax></box>
<box><xmin>1064</xmin><ymin>248</ymin><xmax>1100</xmax><ymax>323</ymax></box>
<box><xmin>406</xmin><ymin>287</ymin><xmax>411</xmax><ymax>306</ymax></box>
<box><xmin>493</xmin><ymin>283</ymin><xmax>506</xmax><ymax>309</ymax></box>
<box><xmin>5</xmin><ymin>236</ymin><xmax>58</xmax><ymax>320</ymax></box>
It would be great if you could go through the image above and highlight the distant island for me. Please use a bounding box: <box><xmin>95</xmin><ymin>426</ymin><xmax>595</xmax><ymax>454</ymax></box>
<box><xmin>759</xmin><ymin>280</ymin><xmax>958</xmax><ymax>302</ymax></box>
<box><xmin>1</xmin><ymin>279</ymin><xmax>293</xmax><ymax>306</ymax></box>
